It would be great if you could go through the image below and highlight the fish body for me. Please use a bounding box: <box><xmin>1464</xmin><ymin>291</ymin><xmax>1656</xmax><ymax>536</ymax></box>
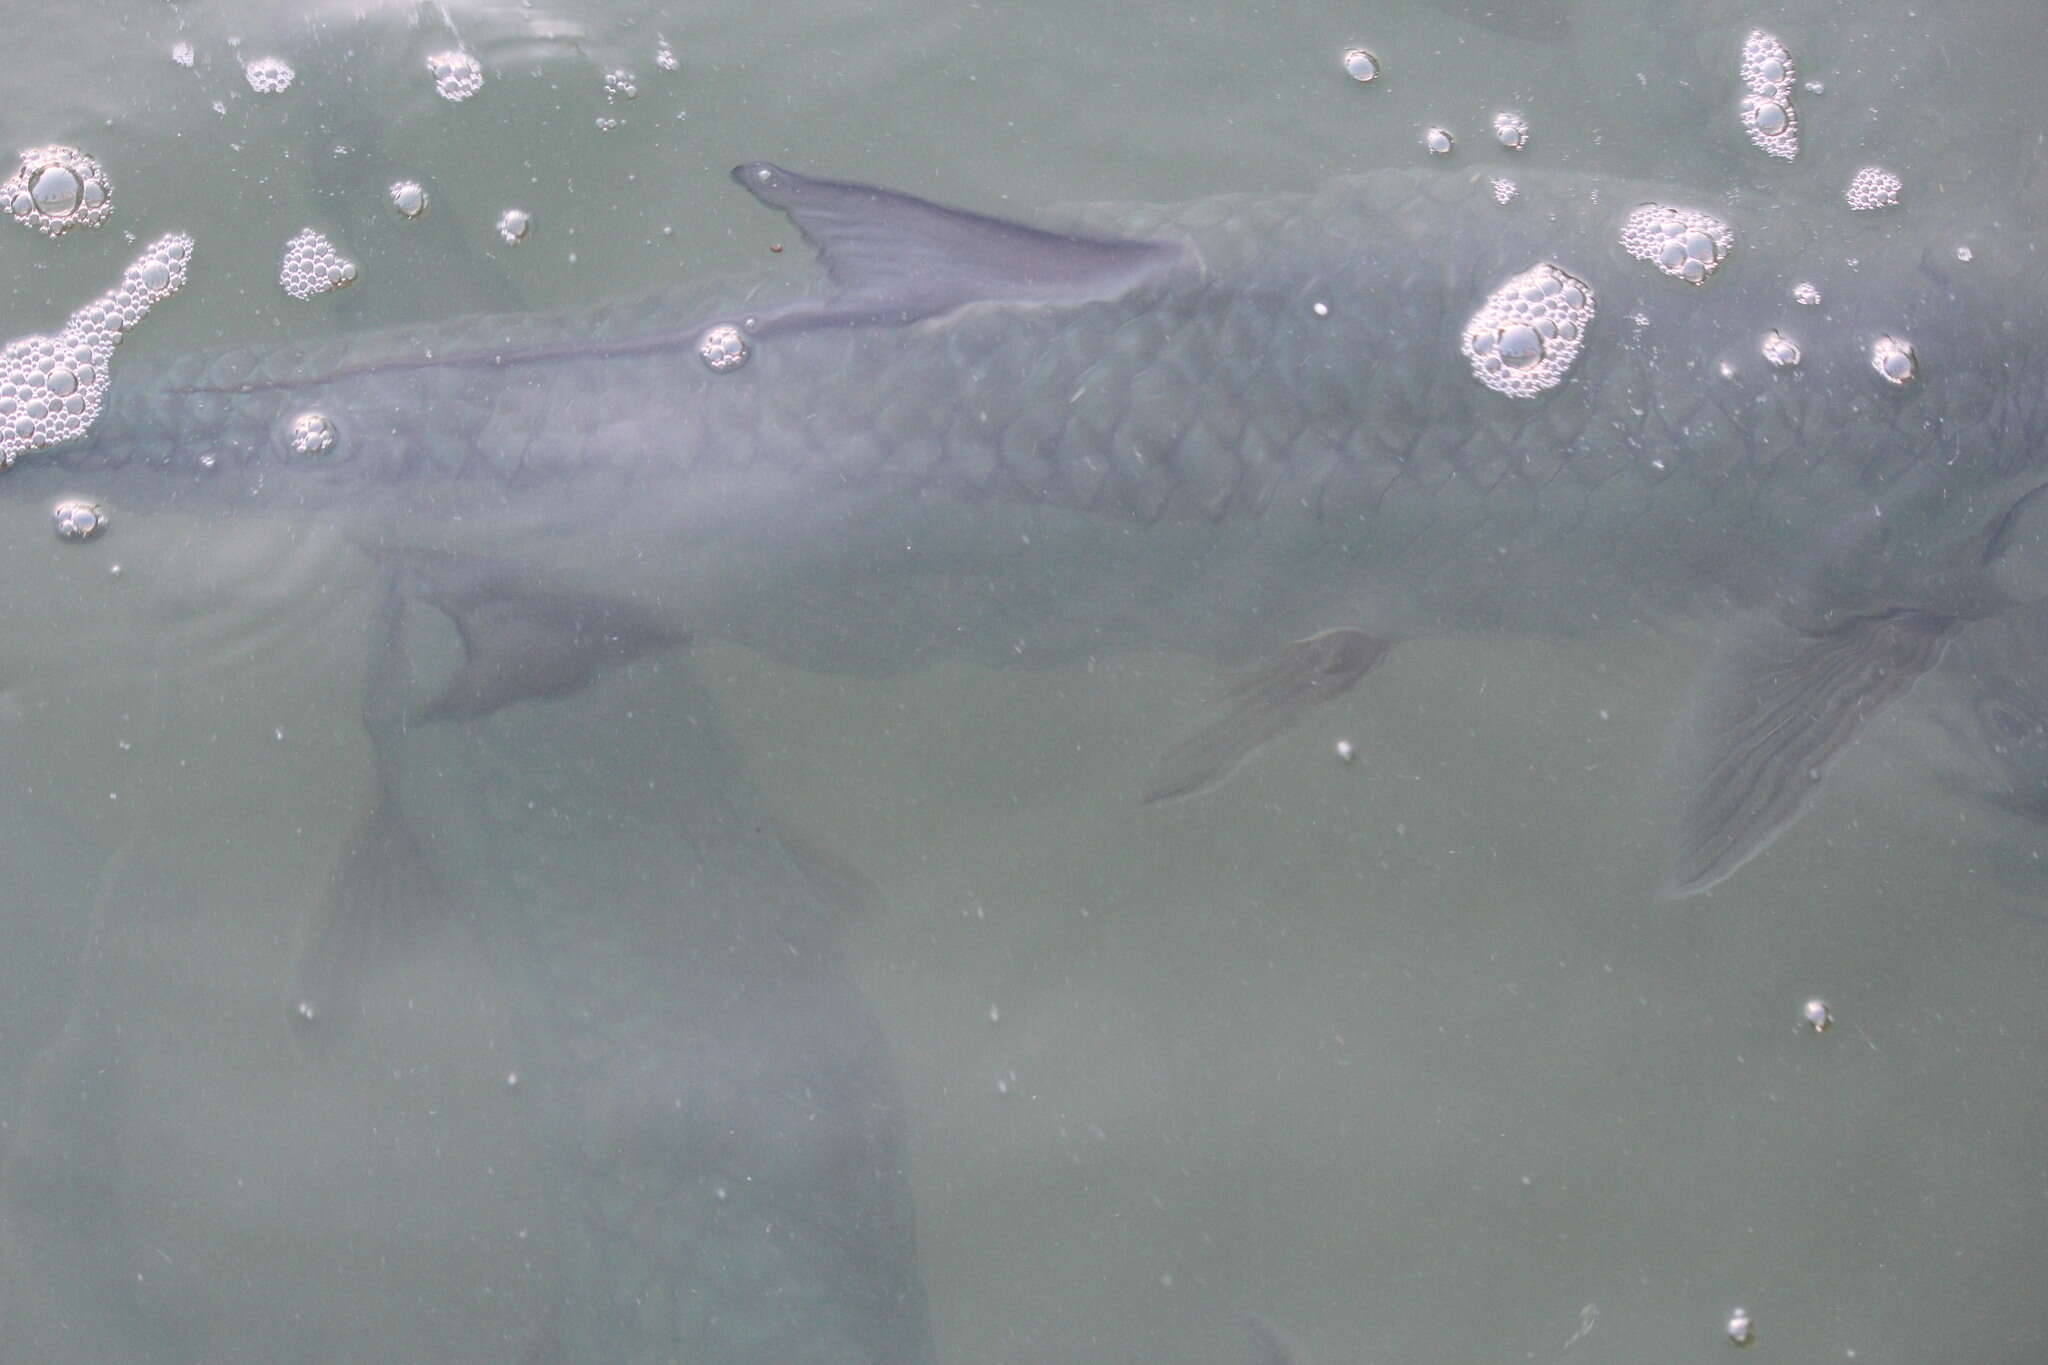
<box><xmin>30</xmin><ymin>163</ymin><xmax>2048</xmax><ymax>886</ymax></box>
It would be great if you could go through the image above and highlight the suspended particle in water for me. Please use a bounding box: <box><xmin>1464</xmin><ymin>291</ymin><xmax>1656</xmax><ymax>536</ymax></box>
<box><xmin>604</xmin><ymin>68</ymin><xmax>639</xmax><ymax>101</ymax></box>
<box><xmin>1870</xmin><ymin>334</ymin><xmax>1916</xmax><ymax>385</ymax></box>
<box><xmin>1845</xmin><ymin>166</ymin><xmax>1902</xmax><ymax>211</ymax></box>
<box><xmin>1955</xmin><ymin>244</ymin><xmax>1974</xmax><ymax>263</ymax></box>
<box><xmin>4</xmin><ymin>146</ymin><xmax>113</xmax><ymax>236</ymax></box>
<box><xmin>288</xmin><ymin>411</ymin><xmax>336</xmax><ymax>455</ymax></box>
<box><xmin>1737</xmin><ymin>31</ymin><xmax>1798</xmax><ymax>160</ymax></box>
<box><xmin>389</xmin><ymin>180</ymin><xmax>427</xmax><ymax>218</ymax></box>
<box><xmin>1760</xmin><ymin>330</ymin><xmax>1801</xmax><ymax>368</ymax></box>
<box><xmin>1492</xmin><ymin>110</ymin><xmax>1529</xmax><ymax>150</ymax></box>
<box><xmin>1423</xmin><ymin>126</ymin><xmax>1454</xmax><ymax>156</ymax></box>
<box><xmin>1792</xmin><ymin>281</ymin><xmax>1821</xmax><ymax>307</ymax></box>
<box><xmin>496</xmin><ymin>208</ymin><xmax>531</xmax><ymax>244</ymax></box>
<box><xmin>170</xmin><ymin>40</ymin><xmax>195</xmax><ymax>68</ymax></box>
<box><xmin>278</xmin><ymin>228</ymin><xmax>357</xmax><ymax>300</ymax></box>
<box><xmin>655</xmin><ymin>40</ymin><xmax>679</xmax><ymax>72</ymax></box>
<box><xmin>698</xmin><ymin>324</ymin><xmax>750</xmax><ymax>373</ymax></box>
<box><xmin>0</xmin><ymin>232</ymin><xmax>192</xmax><ymax>468</ymax></box>
<box><xmin>243</xmin><ymin>55</ymin><xmax>295</xmax><ymax>93</ymax></box>
<box><xmin>1334</xmin><ymin>738</ymin><xmax>1356</xmax><ymax>763</ymax></box>
<box><xmin>1620</xmin><ymin>203</ymin><xmax>1734</xmax><ymax>285</ymax></box>
<box><xmin>1491</xmin><ymin>177</ymin><xmax>1518</xmax><ymax>205</ymax></box>
<box><xmin>427</xmin><ymin>49</ymin><xmax>484</xmax><ymax>102</ymax></box>
<box><xmin>1802</xmin><ymin>998</ymin><xmax>1833</xmax><ymax>1032</ymax></box>
<box><xmin>1461</xmin><ymin>262</ymin><xmax>1595</xmax><ymax>399</ymax></box>
<box><xmin>1726</xmin><ymin>1308</ymin><xmax>1755</xmax><ymax>1347</ymax></box>
<box><xmin>1342</xmin><ymin>47</ymin><xmax>1380</xmax><ymax>82</ymax></box>
<box><xmin>52</xmin><ymin>500</ymin><xmax>106</xmax><ymax>540</ymax></box>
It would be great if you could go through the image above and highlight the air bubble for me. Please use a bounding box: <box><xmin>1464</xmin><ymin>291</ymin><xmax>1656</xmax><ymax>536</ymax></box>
<box><xmin>288</xmin><ymin>411</ymin><xmax>336</xmax><ymax>454</ymax></box>
<box><xmin>496</xmin><ymin>208</ymin><xmax>532</xmax><ymax>245</ymax></box>
<box><xmin>1738</xmin><ymin>32</ymin><xmax>1799</xmax><ymax>160</ymax></box>
<box><xmin>1620</xmin><ymin>203</ymin><xmax>1733</xmax><ymax>285</ymax></box>
<box><xmin>278</xmin><ymin>228</ymin><xmax>357</xmax><ymax>300</ymax></box>
<box><xmin>604</xmin><ymin>69</ymin><xmax>639</xmax><ymax>101</ymax></box>
<box><xmin>1342</xmin><ymin>48</ymin><xmax>1380</xmax><ymax>82</ymax></box>
<box><xmin>699</xmin><ymin>324</ymin><xmax>750</xmax><ymax>373</ymax></box>
<box><xmin>1792</xmin><ymin>281</ymin><xmax>1821</xmax><ymax>307</ymax></box>
<box><xmin>0</xmin><ymin>232</ymin><xmax>192</xmax><ymax>468</ymax></box>
<box><xmin>1461</xmin><ymin>263</ymin><xmax>1594</xmax><ymax>398</ymax></box>
<box><xmin>171</xmin><ymin>41</ymin><xmax>194</xmax><ymax>68</ymax></box>
<box><xmin>3</xmin><ymin>147</ymin><xmax>113</xmax><ymax>237</ymax></box>
<box><xmin>389</xmin><ymin>180</ymin><xmax>427</xmax><ymax>218</ymax></box>
<box><xmin>1726</xmin><ymin>1309</ymin><xmax>1755</xmax><ymax>1347</ymax></box>
<box><xmin>1870</xmin><ymin>334</ymin><xmax>1915</xmax><ymax>385</ymax></box>
<box><xmin>427</xmin><ymin>49</ymin><xmax>484</xmax><ymax>102</ymax></box>
<box><xmin>243</xmin><ymin>56</ymin><xmax>295</xmax><ymax>93</ymax></box>
<box><xmin>1423</xmin><ymin>126</ymin><xmax>1454</xmax><ymax>156</ymax></box>
<box><xmin>1955</xmin><ymin>245</ymin><xmax>1974</xmax><ymax>263</ymax></box>
<box><xmin>52</xmin><ymin>500</ymin><xmax>106</xmax><ymax>540</ymax></box>
<box><xmin>1802</xmin><ymin>998</ymin><xmax>1833</xmax><ymax>1032</ymax></box>
<box><xmin>656</xmin><ymin>40</ymin><xmax>679</xmax><ymax>72</ymax></box>
<box><xmin>1846</xmin><ymin>166</ymin><xmax>1902</xmax><ymax>211</ymax></box>
<box><xmin>1492</xmin><ymin>110</ymin><xmax>1529</xmax><ymax>150</ymax></box>
<box><xmin>1760</xmin><ymin>331</ymin><xmax>1800</xmax><ymax>368</ymax></box>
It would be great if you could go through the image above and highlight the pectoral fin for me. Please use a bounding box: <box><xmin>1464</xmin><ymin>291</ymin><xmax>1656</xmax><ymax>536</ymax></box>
<box><xmin>1143</xmin><ymin>629</ymin><xmax>1392</xmax><ymax>804</ymax></box>
<box><xmin>1664</xmin><ymin>609</ymin><xmax>1958</xmax><ymax>896</ymax></box>
<box><xmin>399</xmin><ymin>553</ymin><xmax>684</xmax><ymax>722</ymax></box>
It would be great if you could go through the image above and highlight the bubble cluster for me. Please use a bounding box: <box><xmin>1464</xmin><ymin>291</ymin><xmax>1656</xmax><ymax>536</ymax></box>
<box><xmin>243</xmin><ymin>56</ymin><xmax>295</xmax><ymax>93</ymax></box>
<box><xmin>427</xmin><ymin>49</ymin><xmax>484</xmax><ymax>102</ymax></box>
<box><xmin>278</xmin><ymin>228</ymin><xmax>357</xmax><ymax>300</ymax></box>
<box><xmin>1620</xmin><ymin>203</ymin><xmax>1733</xmax><ymax>284</ymax></box>
<box><xmin>1870</xmin><ymin>334</ymin><xmax>1915</xmax><ymax>385</ymax></box>
<box><xmin>171</xmin><ymin>41</ymin><xmax>195</xmax><ymax>68</ymax></box>
<box><xmin>604</xmin><ymin>69</ymin><xmax>638</xmax><ymax>100</ymax></box>
<box><xmin>1792</xmin><ymin>281</ymin><xmax>1821</xmax><ymax>306</ymax></box>
<box><xmin>1846</xmin><ymin>166</ymin><xmax>1902</xmax><ymax>211</ymax></box>
<box><xmin>1491</xmin><ymin>177</ymin><xmax>1518</xmax><ymax>206</ymax></box>
<box><xmin>389</xmin><ymin>180</ymin><xmax>427</xmax><ymax>218</ymax></box>
<box><xmin>1461</xmin><ymin>262</ymin><xmax>1594</xmax><ymax>399</ymax></box>
<box><xmin>52</xmin><ymin>500</ymin><xmax>107</xmax><ymax>541</ymax></box>
<box><xmin>698</xmin><ymin>324</ymin><xmax>750</xmax><ymax>373</ymax></box>
<box><xmin>1738</xmin><ymin>31</ymin><xmax>1798</xmax><ymax>160</ymax></box>
<box><xmin>1760</xmin><ymin>330</ymin><xmax>1800</xmax><ymax>368</ymax></box>
<box><xmin>288</xmin><ymin>411</ymin><xmax>336</xmax><ymax>455</ymax></box>
<box><xmin>4</xmin><ymin>146</ymin><xmax>112</xmax><ymax>237</ymax></box>
<box><xmin>1423</xmin><ymin>126</ymin><xmax>1454</xmax><ymax>156</ymax></box>
<box><xmin>1342</xmin><ymin>48</ymin><xmax>1380</xmax><ymax>82</ymax></box>
<box><xmin>496</xmin><ymin>208</ymin><xmax>531</xmax><ymax>244</ymax></box>
<box><xmin>1492</xmin><ymin>110</ymin><xmax>1530</xmax><ymax>150</ymax></box>
<box><xmin>656</xmin><ymin>40</ymin><xmax>679</xmax><ymax>72</ymax></box>
<box><xmin>0</xmin><ymin>233</ymin><xmax>192</xmax><ymax>468</ymax></box>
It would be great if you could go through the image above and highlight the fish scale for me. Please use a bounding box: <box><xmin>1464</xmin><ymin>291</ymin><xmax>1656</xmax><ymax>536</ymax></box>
<box><xmin>19</xmin><ymin>161</ymin><xmax>2045</xmax><ymax>888</ymax></box>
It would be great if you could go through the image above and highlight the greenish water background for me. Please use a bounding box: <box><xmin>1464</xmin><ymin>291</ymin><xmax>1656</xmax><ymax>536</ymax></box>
<box><xmin>0</xmin><ymin>1</ymin><xmax>2044</xmax><ymax>1362</ymax></box>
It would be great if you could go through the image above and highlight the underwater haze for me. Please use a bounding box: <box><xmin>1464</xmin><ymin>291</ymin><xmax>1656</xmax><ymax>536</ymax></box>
<box><xmin>1</xmin><ymin>1</ymin><xmax>2045</xmax><ymax>1362</ymax></box>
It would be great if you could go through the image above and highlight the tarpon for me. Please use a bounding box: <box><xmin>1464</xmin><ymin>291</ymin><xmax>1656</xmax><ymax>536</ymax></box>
<box><xmin>19</xmin><ymin>160</ymin><xmax>2041</xmax><ymax>900</ymax></box>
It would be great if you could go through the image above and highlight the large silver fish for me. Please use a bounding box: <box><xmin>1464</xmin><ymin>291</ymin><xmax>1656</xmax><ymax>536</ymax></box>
<box><xmin>11</xmin><ymin>160</ymin><xmax>2040</xmax><ymax>899</ymax></box>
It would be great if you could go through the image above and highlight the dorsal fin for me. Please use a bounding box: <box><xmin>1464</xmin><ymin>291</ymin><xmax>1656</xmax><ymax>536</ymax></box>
<box><xmin>731</xmin><ymin>162</ymin><xmax>1191</xmax><ymax>334</ymax></box>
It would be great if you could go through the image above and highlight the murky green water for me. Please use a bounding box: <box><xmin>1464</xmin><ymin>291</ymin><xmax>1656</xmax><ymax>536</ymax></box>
<box><xmin>0</xmin><ymin>1</ymin><xmax>2043</xmax><ymax>1362</ymax></box>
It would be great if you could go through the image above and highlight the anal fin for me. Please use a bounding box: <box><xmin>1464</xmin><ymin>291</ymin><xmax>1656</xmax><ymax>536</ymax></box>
<box><xmin>1665</xmin><ymin>609</ymin><xmax>1959</xmax><ymax>895</ymax></box>
<box><xmin>1143</xmin><ymin>629</ymin><xmax>1392</xmax><ymax>804</ymax></box>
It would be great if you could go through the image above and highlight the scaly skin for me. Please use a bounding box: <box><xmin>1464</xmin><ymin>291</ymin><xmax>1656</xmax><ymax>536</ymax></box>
<box><xmin>53</xmin><ymin>167</ymin><xmax>2044</xmax><ymax>677</ymax></box>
